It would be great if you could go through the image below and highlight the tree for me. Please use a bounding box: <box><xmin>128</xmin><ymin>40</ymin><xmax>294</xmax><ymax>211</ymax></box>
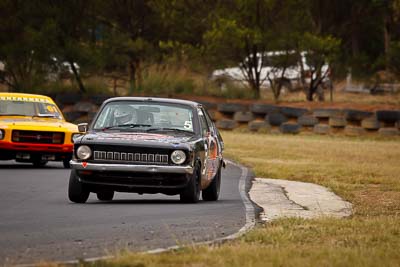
<box><xmin>98</xmin><ymin>0</ymin><xmax>161</xmax><ymax>95</ymax></box>
<box><xmin>204</xmin><ymin>0</ymin><xmax>308</xmax><ymax>99</ymax></box>
<box><xmin>0</xmin><ymin>1</ymin><xmax>51</xmax><ymax>91</ymax></box>
<box><xmin>299</xmin><ymin>33</ymin><xmax>340</xmax><ymax>101</ymax></box>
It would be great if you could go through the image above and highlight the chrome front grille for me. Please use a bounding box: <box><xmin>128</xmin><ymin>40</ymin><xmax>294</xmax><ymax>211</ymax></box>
<box><xmin>94</xmin><ymin>151</ymin><xmax>168</xmax><ymax>164</ymax></box>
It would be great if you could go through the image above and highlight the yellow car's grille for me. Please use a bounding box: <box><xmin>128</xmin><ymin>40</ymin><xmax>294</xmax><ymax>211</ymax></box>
<box><xmin>12</xmin><ymin>130</ymin><xmax>64</xmax><ymax>144</ymax></box>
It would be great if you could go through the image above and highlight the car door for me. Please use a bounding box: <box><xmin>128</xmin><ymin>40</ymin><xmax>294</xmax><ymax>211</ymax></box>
<box><xmin>198</xmin><ymin>108</ymin><xmax>219</xmax><ymax>188</ymax></box>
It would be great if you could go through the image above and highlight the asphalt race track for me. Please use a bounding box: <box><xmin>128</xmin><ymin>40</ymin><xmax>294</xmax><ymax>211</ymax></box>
<box><xmin>0</xmin><ymin>161</ymin><xmax>252</xmax><ymax>265</ymax></box>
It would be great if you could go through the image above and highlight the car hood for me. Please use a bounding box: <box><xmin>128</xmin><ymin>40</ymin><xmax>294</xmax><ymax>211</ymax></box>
<box><xmin>0</xmin><ymin>117</ymin><xmax>78</xmax><ymax>131</ymax></box>
<box><xmin>76</xmin><ymin>131</ymin><xmax>198</xmax><ymax>148</ymax></box>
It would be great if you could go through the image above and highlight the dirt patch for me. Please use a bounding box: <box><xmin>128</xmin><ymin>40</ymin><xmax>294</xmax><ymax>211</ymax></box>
<box><xmin>174</xmin><ymin>94</ymin><xmax>400</xmax><ymax>112</ymax></box>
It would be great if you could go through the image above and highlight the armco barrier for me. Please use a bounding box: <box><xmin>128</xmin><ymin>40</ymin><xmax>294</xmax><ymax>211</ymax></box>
<box><xmin>57</xmin><ymin>95</ymin><xmax>400</xmax><ymax>137</ymax></box>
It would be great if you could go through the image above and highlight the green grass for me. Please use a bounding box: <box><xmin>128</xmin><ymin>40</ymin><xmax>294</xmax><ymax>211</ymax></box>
<box><xmin>61</xmin><ymin>132</ymin><xmax>400</xmax><ymax>267</ymax></box>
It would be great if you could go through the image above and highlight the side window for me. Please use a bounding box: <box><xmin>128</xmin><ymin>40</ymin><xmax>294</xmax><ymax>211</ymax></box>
<box><xmin>198</xmin><ymin>109</ymin><xmax>209</xmax><ymax>137</ymax></box>
<box><xmin>203</xmin><ymin>108</ymin><xmax>215</xmax><ymax>135</ymax></box>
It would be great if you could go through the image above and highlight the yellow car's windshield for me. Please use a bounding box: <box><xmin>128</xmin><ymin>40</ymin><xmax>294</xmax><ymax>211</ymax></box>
<box><xmin>0</xmin><ymin>100</ymin><xmax>63</xmax><ymax>119</ymax></box>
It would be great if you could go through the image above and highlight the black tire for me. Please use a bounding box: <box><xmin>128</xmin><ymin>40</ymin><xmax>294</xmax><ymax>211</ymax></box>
<box><xmin>279</xmin><ymin>123</ymin><xmax>301</xmax><ymax>134</ymax></box>
<box><xmin>180</xmin><ymin>163</ymin><xmax>201</xmax><ymax>203</ymax></box>
<box><xmin>280</xmin><ymin>107</ymin><xmax>308</xmax><ymax>118</ymax></box>
<box><xmin>217</xmin><ymin>103</ymin><xmax>247</xmax><ymax>114</ymax></box>
<box><xmin>378</xmin><ymin>127</ymin><xmax>400</xmax><ymax>136</ymax></box>
<box><xmin>376</xmin><ymin>110</ymin><xmax>400</xmax><ymax>123</ymax></box>
<box><xmin>233</xmin><ymin>111</ymin><xmax>254</xmax><ymax>122</ymax></box>
<box><xmin>313</xmin><ymin>108</ymin><xmax>342</xmax><ymax>118</ymax></box>
<box><xmin>313</xmin><ymin>124</ymin><xmax>330</xmax><ymax>135</ymax></box>
<box><xmin>344</xmin><ymin>126</ymin><xmax>366</xmax><ymax>136</ymax></box>
<box><xmin>329</xmin><ymin>116</ymin><xmax>347</xmax><ymax>127</ymax></box>
<box><xmin>250</xmin><ymin>104</ymin><xmax>279</xmax><ymax>115</ymax></box>
<box><xmin>216</xmin><ymin>119</ymin><xmax>238</xmax><ymax>130</ymax></box>
<box><xmin>265</xmin><ymin>113</ymin><xmax>288</xmax><ymax>126</ymax></box>
<box><xmin>248</xmin><ymin>120</ymin><xmax>271</xmax><ymax>132</ymax></box>
<box><xmin>63</xmin><ymin>159</ymin><xmax>71</xmax><ymax>169</ymax></box>
<box><xmin>202</xmin><ymin>166</ymin><xmax>221</xmax><ymax>201</ymax></box>
<box><xmin>343</xmin><ymin>109</ymin><xmax>373</xmax><ymax>121</ymax></box>
<box><xmin>68</xmin><ymin>171</ymin><xmax>90</xmax><ymax>203</ymax></box>
<box><xmin>97</xmin><ymin>191</ymin><xmax>114</xmax><ymax>201</ymax></box>
<box><xmin>298</xmin><ymin>115</ymin><xmax>319</xmax><ymax>127</ymax></box>
<box><xmin>361</xmin><ymin>118</ymin><xmax>381</xmax><ymax>130</ymax></box>
<box><xmin>32</xmin><ymin>159</ymin><xmax>48</xmax><ymax>167</ymax></box>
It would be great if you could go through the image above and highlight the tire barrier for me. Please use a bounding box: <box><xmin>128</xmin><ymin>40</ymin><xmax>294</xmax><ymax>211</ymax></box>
<box><xmin>265</xmin><ymin>113</ymin><xmax>288</xmax><ymax>126</ymax></box>
<box><xmin>207</xmin><ymin>110</ymin><xmax>224</xmax><ymax>122</ymax></box>
<box><xmin>298</xmin><ymin>115</ymin><xmax>319</xmax><ymax>127</ymax></box>
<box><xmin>216</xmin><ymin>119</ymin><xmax>238</xmax><ymax>130</ymax></box>
<box><xmin>280</xmin><ymin>107</ymin><xmax>308</xmax><ymax>118</ymax></box>
<box><xmin>378</xmin><ymin>127</ymin><xmax>400</xmax><ymax>136</ymax></box>
<box><xmin>58</xmin><ymin>98</ymin><xmax>399</xmax><ymax>137</ymax></box>
<box><xmin>280</xmin><ymin>123</ymin><xmax>301</xmax><ymax>134</ymax></box>
<box><xmin>217</xmin><ymin>103</ymin><xmax>247</xmax><ymax>114</ymax></box>
<box><xmin>313</xmin><ymin>124</ymin><xmax>330</xmax><ymax>135</ymax></box>
<box><xmin>63</xmin><ymin>111</ymin><xmax>87</xmax><ymax>122</ymax></box>
<box><xmin>344</xmin><ymin>109</ymin><xmax>373</xmax><ymax>121</ymax></box>
<box><xmin>198</xmin><ymin>101</ymin><xmax>218</xmax><ymax>110</ymax></box>
<box><xmin>73</xmin><ymin>101</ymin><xmax>98</xmax><ymax>113</ymax></box>
<box><xmin>233</xmin><ymin>111</ymin><xmax>255</xmax><ymax>122</ymax></box>
<box><xmin>361</xmin><ymin>118</ymin><xmax>381</xmax><ymax>130</ymax></box>
<box><xmin>56</xmin><ymin>93</ymin><xmax>82</xmax><ymax>105</ymax></box>
<box><xmin>248</xmin><ymin>121</ymin><xmax>271</xmax><ymax>132</ymax></box>
<box><xmin>313</xmin><ymin>108</ymin><xmax>343</xmax><ymax>118</ymax></box>
<box><xmin>249</xmin><ymin>103</ymin><xmax>280</xmax><ymax>115</ymax></box>
<box><xmin>329</xmin><ymin>116</ymin><xmax>347</xmax><ymax>127</ymax></box>
<box><xmin>89</xmin><ymin>95</ymin><xmax>111</xmax><ymax>106</ymax></box>
<box><xmin>376</xmin><ymin>110</ymin><xmax>400</xmax><ymax>123</ymax></box>
<box><xmin>344</xmin><ymin>126</ymin><xmax>366</xmax><ymax>136</ymax></box>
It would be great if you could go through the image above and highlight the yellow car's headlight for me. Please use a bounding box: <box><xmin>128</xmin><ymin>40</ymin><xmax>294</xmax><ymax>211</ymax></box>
<box><xmin>0</xmin><ymin>129</ymin><xmax>4</xmax><ymax>140</ymax></box>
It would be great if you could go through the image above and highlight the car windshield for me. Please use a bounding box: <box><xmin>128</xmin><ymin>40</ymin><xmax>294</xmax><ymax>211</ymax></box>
<box><xmin>0</xmin><ymin>99</ymin><xmax>62</xmax><ymax>119</ymax></box>
<box><xmin>93</xmin><ymin>101</ymin><xmax>195</xmax><ymax>133</ymax></box>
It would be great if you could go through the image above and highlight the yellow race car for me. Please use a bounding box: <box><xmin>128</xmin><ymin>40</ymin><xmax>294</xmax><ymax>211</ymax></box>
<box><xmin>0</xmin><ymin>92</ymin><xmax>80</xmax><ymax>168</ymax></box>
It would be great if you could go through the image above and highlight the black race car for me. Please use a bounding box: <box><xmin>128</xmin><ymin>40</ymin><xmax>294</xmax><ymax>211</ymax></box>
<box><xmin>68</xmin><ymin>97</ymin><xmax>225</xmax><ymax>203</ymax></box>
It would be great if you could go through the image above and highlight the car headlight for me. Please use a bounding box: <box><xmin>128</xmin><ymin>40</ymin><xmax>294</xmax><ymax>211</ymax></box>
<box><xmin>171</xmin><ymin>150</ymin><xmax>186</xmax><ymax>165</ymax></box>
<box><xmin>71</xmin><ymin>133</ymin><xmax>81</xmax><ymax>143</ymax></box>
<box><xmin>76</xmin><ymin>145</ymin><xmax>92</xmax><ymax>160</ymax></box>
<box><xmin>0</xmin><ymin>130</ymin><xmax>4</xmax><ymax>140</ymax></box>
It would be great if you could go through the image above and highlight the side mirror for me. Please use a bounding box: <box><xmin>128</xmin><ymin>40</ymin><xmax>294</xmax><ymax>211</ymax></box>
<box><xmin>78</xmin><ymin>123</ymin><xmax>88</xmax><ymax>133</ymax></box>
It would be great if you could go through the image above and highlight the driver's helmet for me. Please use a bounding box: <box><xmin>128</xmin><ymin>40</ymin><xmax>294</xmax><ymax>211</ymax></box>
<box><xmin>114</xmin><ymin>105</ymin><xmax>136</xmax><ymax>124</ymax></box>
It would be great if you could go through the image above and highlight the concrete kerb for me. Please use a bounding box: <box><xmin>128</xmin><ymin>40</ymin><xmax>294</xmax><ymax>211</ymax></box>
<box><xmin>250</xmin><ymin>178</ymin><xmax>353</xmax><ymax>222</ymax></box>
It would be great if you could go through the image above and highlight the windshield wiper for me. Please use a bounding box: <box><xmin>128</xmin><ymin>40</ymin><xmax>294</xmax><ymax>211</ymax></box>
<box><xmin>102</xmin><ymin>124</ymin><xmax>152</xmax><ymax>130</ymax></box>
<box><xmin>32</xmin><ymin>114</ymin><xmax>59</xmax><ymax>118</ymax></box>
<box><xmin>146</xmin><ymin>127</ymin><xmax>194</xmax><ymax>134</ymax></box>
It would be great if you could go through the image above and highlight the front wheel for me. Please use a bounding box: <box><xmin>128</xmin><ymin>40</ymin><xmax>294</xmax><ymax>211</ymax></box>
<box><xmin>202</xmin><ymin>165</ymin><xmax>221</xmax><ymax>201</ymax></box>
<box><xmin>180</xmin><ymin>163</ymin><xmax>201</xmax><ymax>203</ymax></box>
<box><xmin>32</xmin><ymin>159</ymin><xmax>48</xmax><ymax>167</ymax></box>
<box><xmin>68</xmin><ymin>171</ymin><xmax>90</xmax><ymax>203</ymax></box>
<box><xmin>63</xmin><ymin>159</ymin><xmax>71</xmax><ymax>169</ymax></box>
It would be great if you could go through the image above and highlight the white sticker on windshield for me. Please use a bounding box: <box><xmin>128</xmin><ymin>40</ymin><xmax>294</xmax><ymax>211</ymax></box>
<box><xmin>184</xmin><ymin>121</ymin><xmax>193</xmax><ymax>130</ymax></box>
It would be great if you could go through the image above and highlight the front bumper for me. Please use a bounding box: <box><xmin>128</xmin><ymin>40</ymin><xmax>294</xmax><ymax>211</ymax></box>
<box><xmin>0</xmin><ymin>148</ymin><xmax>72</xmax><ymax>161</ymax></box>
<box><xmin>70</xmin><ymin>160</ymin><xmax>194</xmax><ymax>174</ymax></box>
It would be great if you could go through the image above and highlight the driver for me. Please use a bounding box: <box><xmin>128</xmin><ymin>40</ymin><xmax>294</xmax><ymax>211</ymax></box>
<box><xmin>114</xmin><ymin>105</ymin><xmax>138</xmax><ymax>125</ymax></box>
